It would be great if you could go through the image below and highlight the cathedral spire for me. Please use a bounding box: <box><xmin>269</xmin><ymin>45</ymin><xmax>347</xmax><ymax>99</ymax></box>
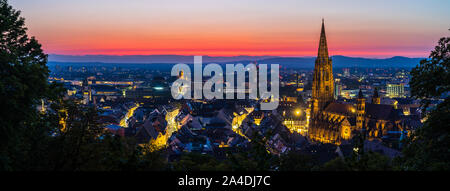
<box><xmin>373</xmin><ymin>87</ymin><xmax>379</xmax><ymax>98</ymax></box>
<box><xmin>318</xmin><ymin>18</ymin><xmax>329</xmax><ymax>59</ymax></box>
<box><xmin>311</xmin><ymin>19</ymin><xmax>334</xmax><ymax>114</ymax></box>
<box><xmin>358</xmin><ymin>89</ymin><xmax>364</xmax><ymax>99</ymax></box>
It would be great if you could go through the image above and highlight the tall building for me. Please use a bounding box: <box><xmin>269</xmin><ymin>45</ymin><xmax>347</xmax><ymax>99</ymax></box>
<box><xmin>343</xmin><ymin>68</ymin><xmax>350</xmax><ymax>77</ymax></box>
<box><xmin>311</xmin><ymin>19</ymin><xmax>334</xmax><ymax>116</ymax></box>
<box><xmin>387</xmin><ymin>83</ymin><xmax>405</xmax><ymax>98</ymax></box>
<box><xmin>307</xmin><ymin>20</ymin><xmax>411</xmax><ymax>145</ymax></box>
<box><xmin>334</xmin><ymin>83</ymin><xmax>342</xmax><ymax>99</ymax></box>
<box><xmin>372</xmin><ymin>88</ymin><xmax>381</xmax><ymax>104</ymax></box>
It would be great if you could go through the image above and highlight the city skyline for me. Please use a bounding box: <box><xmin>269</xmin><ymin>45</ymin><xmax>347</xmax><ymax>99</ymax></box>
<box><xmin>10</xmin><ymin>0</ymin><xmax>450</xmax><ymax>58</ymax></box>
<box><xmin>2</xmin><ymin>0</ymin><xmax>449</xmax><ymax>174</ymax></box>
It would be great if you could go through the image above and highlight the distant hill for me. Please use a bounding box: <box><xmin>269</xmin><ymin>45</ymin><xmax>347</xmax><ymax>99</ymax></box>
<box><xmin>48</xmin><ymin>54</ymin><xmax>277</xmax><ymax>64</ymax></box>
<box><xmin>257</xmin><ymin>56</ymin><xmax>423</xmax><ymax>68</ymax></box>
<box><xmin>331</xmin><ymin>55</ymin><xmax>423</xmax><ymax>68</ymax></box>
<box><xmin>48</xmin><ymin>54</ymin><xmax>424</xmax><ymax>68</ymax></box>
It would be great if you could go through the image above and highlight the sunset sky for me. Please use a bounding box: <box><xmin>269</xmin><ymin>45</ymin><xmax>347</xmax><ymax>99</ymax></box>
<box><xmin>10</xmin><ymin>0</ymin><xmax>450</xmax><ymax>58</ymax></box>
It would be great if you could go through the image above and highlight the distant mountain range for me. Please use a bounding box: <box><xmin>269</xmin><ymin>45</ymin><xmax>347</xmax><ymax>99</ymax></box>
<box><xmin>48</xmin><ymin>55</ymin><xmax>277</xmax><ymax>64</ymax></box>
<box><xmin>48</xmin><ymin>54</ymin><xmax>424</xmax><ymax>68</ymax></box>
<box><xmin>256</xmin><ymin>56</ymin><xmax>424</xmax><ymax>68</ymax></box>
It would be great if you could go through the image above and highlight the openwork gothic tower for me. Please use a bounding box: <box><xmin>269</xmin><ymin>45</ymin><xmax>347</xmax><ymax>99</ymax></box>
<box><xmin>311</xmin><ymin>19</ymin><xmax>334</xmax><ymax>115</ymax></box>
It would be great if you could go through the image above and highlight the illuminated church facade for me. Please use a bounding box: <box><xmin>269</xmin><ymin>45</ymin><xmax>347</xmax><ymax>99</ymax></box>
<box><xmin>308</xmin><ymin>20</ymin><xmax>408</xmax><ymax>145</ymax></box>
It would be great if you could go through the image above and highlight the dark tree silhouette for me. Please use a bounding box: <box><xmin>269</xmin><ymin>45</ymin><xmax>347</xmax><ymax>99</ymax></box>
<box><xmin>0</xmin><ymin>0</ymin><xmax>63</xmax><ymax>170</ymax></box>
<box><xmin>0</xmin><ymin>0</ymin><xmax>166</xmax><ymax>171</ymax></box>
<box><xmin>410</xmin><ymin>32</ymin><xmax>449</xmax><ymax>109</ymax></box>
<box><xmin>400</xmin><ymin>32</ymin><xmax>450</xmax><ymax>171</ymax></box>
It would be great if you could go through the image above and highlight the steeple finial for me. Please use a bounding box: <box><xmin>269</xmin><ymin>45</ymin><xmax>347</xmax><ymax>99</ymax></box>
<box><xmin>373</xmin><ymin>87</ymin><xmax>379</xmax><ymax>98</ymax></box>
<box><xmin>358</xmin><ymin>89</ymin><xmax>364</xmax><ymax>99</ymax></box>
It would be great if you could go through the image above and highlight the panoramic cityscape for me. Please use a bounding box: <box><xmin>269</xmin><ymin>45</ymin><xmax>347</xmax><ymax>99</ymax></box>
<box><xmin>44</xmin><ymin>19</ymin><xmax>424</xmax><ymax>162</ymax></box>
<box><xmin>1</xmin><ymin>0</ymin><xmax>449</xmax><ymax>185</ymax></box>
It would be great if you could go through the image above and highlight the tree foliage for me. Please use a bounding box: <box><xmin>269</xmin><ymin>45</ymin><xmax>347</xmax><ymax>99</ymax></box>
<box><xmin>0</xmin><ymin>0</ymin><xmax>64</xmax><ymax>170</ymax></box>
<box><xmin>278</xmin><ymin>152</ymin><xmax>318</xmax><ymax>171</ymax></box>
<box><xmin>400</xmin><ymin>32</ymin><xmax>450</xmax><ymax>171</ymax></box>
<box><xmin>399</xmin><ymin>99</ymin><xmax>450</xmax><ymax>170</ymax></box>
<box><xmin>171</xmin><ymin>152</ymin><xmax>231</xmax><ymax>171</ymax></box>
<box><xmin>0</xmin><ymin>0</ymin><xmax>166</xmax><ymax>171</ymax></box>
<box><xmin>321</xmin><ymin>133</ymin><xmax>392</xmax><ymax>171</ymax></box>
<box><xmin>410</xmin><ymin>34</ymin><xmax>449</xmax><ymax>108</ymax></box>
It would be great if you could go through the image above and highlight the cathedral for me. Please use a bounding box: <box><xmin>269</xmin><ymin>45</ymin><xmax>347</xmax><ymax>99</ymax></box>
<box><xmin>308</xmin><ymin>20</ymin><xmax>408</xmax><ymax>145</ymax></box>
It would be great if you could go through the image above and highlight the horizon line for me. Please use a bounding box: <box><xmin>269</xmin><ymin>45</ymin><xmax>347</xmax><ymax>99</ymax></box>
<box><xmin>48</xmin><ymin>54</ymin><xmax>427</xmax><ymax>59</ymax></box>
